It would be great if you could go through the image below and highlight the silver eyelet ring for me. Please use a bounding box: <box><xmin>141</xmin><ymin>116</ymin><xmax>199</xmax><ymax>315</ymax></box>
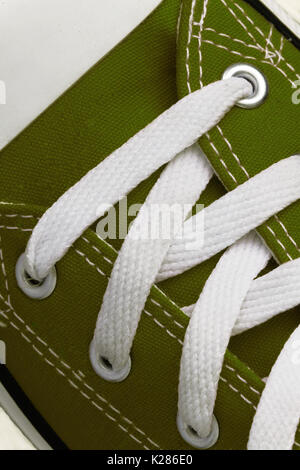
<box><xmin>89</xmin><ymin>339</ymin><xmax>131</xmax><ymax>383</ymax></box>
<box><xmin>177</xmin><ymin>413</ymin><xmax>219</xmax><ymax>449</ymax></box>
<box><xmin>15</xmin><ymin>253</ymin><xmax>57</xmax><ymax>300</ymax></box>
<box><xmin>223</xmin><ymin>63</ymin><xmax>268</xmax><ymax>109</ymax></box>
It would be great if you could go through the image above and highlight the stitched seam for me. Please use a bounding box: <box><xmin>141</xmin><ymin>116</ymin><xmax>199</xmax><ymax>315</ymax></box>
<box><xmin>0</xmin><ymin>228</ymin><xmax>159</xmax><ymax>449</ymax></box>
<box><xmin>205</xmin><ymin>132</ymin><xmax>238</xmax><ymax>184</ymax></box>
<box><xmin>264</xmin><ymin>225</ymin><xmax>292</xmax><ymax>261</ymax></box>
<box><xmin>82</xmin><ymin>236</ymin><xmax>115</xmax><ymax>265</ymax></box>
<box><xmin>265</xmin><ymin>25</ymin><xmax>275</xmax><ymax>64</ymax></box>
<box><xmin>276</xmin><ymin>35</ymin><xmax>285</xmax><ymax>66</ymax></box>
<box><xmin>194</xmin><ymin>34</ymin><xmax>297</xmax><ymax>87</ymax></box>
<box><xmin>210</xmin><ymin>130</ymin><xmax>295</xmax><ymax>261</ymax></box>
<box><xmin>274</xmin><ymin>215</ymin><xmax>300</xmax><ymax>254</ymax></box>
<box><xmin>2</xmin><ymin>218</ymin><xmax>300</xmax><ymax>444</ymax></box>
<box><xmin>219</xmin><ymin>376</ymin><xmax>256</xmax><ymax>409</ymax></box>
<box><xmin>0</xmin><ymin>293</ymin><xmax>260</xmax><ymax>421</ymax></box>
<box><xmin>220</xmin><ymin>0</ymin><xmax>265</xmax><ymax>52</ymax></box>
<box><xmin>0</xmin><ymin>215</ymin><xmax>190</xmax><ymax>335</ymax></box>
<box><xmin>71</xmin><ymin>250</ymin><xmax>263</xmax><ymax>402</ymax></box>
<box><xmin>194</xmin><ymin>36</ymin><xmax>260</xmax><ymax>61</ymax></box>
<box><xmin>0</xmin><ymin>304</ymin><xmax>158</xmax><ymax>450</ymax></box>
<box><xmin>197</xmin><ymin>0</ymin><xmax>209</xmax><ymax>88</ymax></box>
<box><xmin>232</xmin><ymin>0</ymin><xmax>300</xmax><ymax>81</ymax></box>
<box><xmin>0</xmin><ymin>233</ymin><xmax>11</xmax><ymax>306</ymax></box>
<box><xmin>192</xmin><ymin>0</ymin><xmax>298</xmax><ymax>261</ymax></box>
<box><xmin>187</xmin><ymin>0</ymin><xmax>300</xmax><ymax>444</ymax></box>
<box><xmin>216</xmin><ymin>125</ymin><xmax>250</xmax><ymax>179</ymax></box>
<box><xmin>186</xmin><ymin>0</ymin><xmax>197</xmax><ymax>93</ymax></box>
<box><xmin>74</xmin><ymin>247</ymin><xmax>107</xmax><ymax>277</ymax></box>
<box><xmin>223</xmin><ymin>0</ymin><xmax>300</xmax><ymax>85</ymax></box>
<box><xmin>0</xmin><ymin>218</ymin><xmax>262</xmax><ymax>419</ymax></box>
<box><xmin>200</xmin><ymin>27</ymin><xmax>262</xmax><ymax>50</ymax></box>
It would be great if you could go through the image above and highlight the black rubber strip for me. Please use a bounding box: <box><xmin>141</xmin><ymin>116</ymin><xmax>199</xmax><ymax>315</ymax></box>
<box><xmin>0</xmin><ymin>365</ymin><xmax>67</xmax><ymax>450</ymax></box>
<box><xmin>244</xmin><ymin>0</ymin><xmax>300</xmax><ymax>50</ymax></box>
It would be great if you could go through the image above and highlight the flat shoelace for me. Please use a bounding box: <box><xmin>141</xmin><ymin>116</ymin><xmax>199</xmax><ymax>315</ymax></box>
<box><xmin>24</xmin><ymin>76</ymin><xmax>300</xmax><ymax>449</ymax></box>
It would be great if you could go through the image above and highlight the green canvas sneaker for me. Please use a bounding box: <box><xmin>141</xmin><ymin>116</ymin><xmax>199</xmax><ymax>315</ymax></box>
<box><xmin>0</xmin><ymin>0</ymin><xmax>300</xmax><ymax>451</ymax></box>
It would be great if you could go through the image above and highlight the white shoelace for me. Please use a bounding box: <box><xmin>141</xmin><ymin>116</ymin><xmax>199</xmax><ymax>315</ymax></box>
<box><xmin>24</xmin><ymin>76</ymin><xmax>300</xmax><ymax>449</ymax></box>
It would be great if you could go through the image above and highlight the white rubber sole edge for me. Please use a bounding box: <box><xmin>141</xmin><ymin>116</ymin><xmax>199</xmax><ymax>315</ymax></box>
<box><xmin>0</xmin><ymin>381</ymin><xmax>51</xmax><ymax>450</ymax></box>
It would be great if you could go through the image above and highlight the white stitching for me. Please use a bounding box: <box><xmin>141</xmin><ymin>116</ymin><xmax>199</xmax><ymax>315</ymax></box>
<box><xmin>220</xmin><ymin>0</ymin><xmax>265</xmax><ymax>52</ymax></box>
<box><xmin>82</xmin><ymin>236</ymin><xmax>114</xmax><ymax>265</ymax></box>
<box><xmin>205</xmin><ymin>132</ymin><xmax>238</xmax><ymax>184</ymax></box>
<box><xmin>224</xmin><ymin>364</ymin><xmax>260</xmax><ymax>396</ymax></box>
<box><xmin>0</xmin><ymin>225</ymin><xmax>32</xmax><ymax>231</ymax></box>
<box><xmin>195</xmin><ymin>35</ymin><xmax>297</xmax><ymax>87</ymax></box>
<box><xmin>2</xmin><ymin>291</ymin><xmax>261</xmax><ymax>424</ymax></box>
<box><xmin>0</xmin><ymin>262</ymin><xmax>158</xmax><ymax>449</ymax></box>
<box><xmin>149</xmin><ymin>299</ymin><xmax>184</xmax><ymax>329</ymax></box>
<box><xmin>0</xmin><ymin>217</ymin><xmax>266</xmax><ymax>432</ymax></box>
<box><xmin>186</xmin><ymin>0</ymin><xmax>197</xmax><ymax>93</ymax></box>
<box><xmin>200</xmin><ymin>27</ymin><xmax>261</xmax><ymax>50</ymax></box>
<box><xmin>274</xmin><ymin>215</ymin><xmax>300</xmax><ymax>254</ymax></box>
<box><xmin>276</xmin><ymin>35</ymin><xmax>285</xmax><ymax>66</ymax></box>
<box><xmin>265</xmin><ymin>25</ymin><xmax>275</xmax><ymax>63</ymax></box>
<box><xmin>192</xmin><ymin>0</ymin><xmax>299</xmax><ymax>261</ymax></box>
<box><xmin>219</xmin><ymin>377</ymin><xmax>256</xmax><ymax>410</ymax></box>
<box><xmin>216</xmin><ymin>125</ymin><xmax>250</xmax><ymax>179</ymax></box>
<box><xmin>2</xmin><ymin>218</ymin><xmax>300</xmax><ymax>443</ymax></box>
<box><xmin>144</xmin><ymin>309</ymin><xmax>183</xmax><ymax>345</ymax></box>
<box><xmin>0</xmin><ymin>234</ymin><xmax>11</xmax><ymax>306</ymax></box>
<box><xmin>187</xmin><ymin>2</ymin><xmax>300</xmax><ymax>443</ymax></box>
<box><xmin>197</xmin><ymin>0</ymin><xmax>209</xmax><ymax>88</ymax></box>
<box><xmin>194</xmin><ymin>36</ymin><xmax>259</xmax><ymax>61</ymax></box>
<box><xmin>232</xmin><ymin>0</ymin><xmax>300</xmax><ymax>81</ymax></box>
<box><xmin>2</xmin><ymin>302</ymin><xmax>158</xmax><ymax>450</ymax></box>
<box><xmin>265</xmin><ymin>225</ymin><xmax>292</xmax><ymax>261</ymax></box>
<box><xmin>74</xmin><ymin>248</ymin><xmax>107</xmax><ymax>277</ymax></box>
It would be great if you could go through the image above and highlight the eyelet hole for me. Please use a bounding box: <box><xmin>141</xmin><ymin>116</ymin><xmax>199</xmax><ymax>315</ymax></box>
<box><xmin>99</xmin><ymin>356</ymin><xmax>113</xmax><ymax>370</ymax></box>
<box><xmin>23</xmin><ymin>270</ymin><xmax>45</xmax><ymax>288</ymax></box>
<box><xmin>89</xmin><ymin>340</ymin><xmax>131</xmax><ymax>383</ymax></box>
<box><xmin>239</xmin><ymin>73</ymin><xmax>257</xmax><ymax>97</ymax></box>
<box><xmin>15</xmin><ymin>253</ymin><xmax>57</xmax><ymax>300</ymax></box>
<box><xmin>177</xmin><ymin>413</ymin><xmax>219</xmax><ymax>449</ymax></box>
<box><xmin>187</xmin><ymin>425</ymin><xmax>198</xmax><ymax>437</ymax></box>
<box><xmin>222</xmin><ymin>63</ymin><xmax>268</xmax><ymax>109</ymax></box>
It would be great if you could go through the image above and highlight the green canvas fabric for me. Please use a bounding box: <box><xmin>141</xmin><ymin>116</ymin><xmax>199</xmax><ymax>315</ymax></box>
<box><xmin>0</xmin><ymin>0</ymin><xmax>299</xmax><ymax>449</ymax></box>
<box><xmin>1</xmin><ymin>202</ymin><xmax>293</xmax><ymax>450</ymax></box>
<box><xmin>177</xmin><ymin>0</ymin><xmax>300</xmax><ymax>263</ymax></box>
<box><xmin>176</xmin><ymin>0</ymin><xmax>300</xmax><ymax>380</ymax></box>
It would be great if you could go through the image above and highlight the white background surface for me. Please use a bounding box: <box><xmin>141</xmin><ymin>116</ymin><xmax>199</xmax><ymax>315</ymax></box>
<box><xmin>277</xmin><ymin>0</ymin><xmax>300</xmax><ymax>22</ymax></box>
<box><xmin>0</xmin><ymin>0</ymin><xmax>299</xmax><ymax>451</ymax></box>
<box><xmin>0</xmin><ymin>0</ymin><xmax>161</xmax><ymax>150</ymax></box>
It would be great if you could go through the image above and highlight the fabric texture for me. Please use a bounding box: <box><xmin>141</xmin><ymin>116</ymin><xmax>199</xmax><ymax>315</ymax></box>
<box><xmin>176</xmin><ymin>0</ymin><xmax>300</xmax><ymax>384</ymax></box>
<box><xmin>0</xmin><ymin>0</ymin><xmax>299</xmax><ymax>449</ymax></box>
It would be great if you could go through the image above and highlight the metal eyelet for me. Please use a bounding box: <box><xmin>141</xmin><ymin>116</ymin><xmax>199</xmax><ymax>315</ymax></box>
<box><xmin>223</xmin><ymin>63</ymin><xmax>268</xmax><ymax>108</ymax></box>
<box><xmin>15</xmin><ymin>253</ymin><xmax>57</xmax><ymax>300</ymax></box>
<box><xmin>89</xmin><ymin>339</ymin><xmax>131</xmax><ymax>383</ymax></box>
<box><xmin>177</xmin><ymin>413</ymin><xmax>219</xmax><ymax>449</ymax></box>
